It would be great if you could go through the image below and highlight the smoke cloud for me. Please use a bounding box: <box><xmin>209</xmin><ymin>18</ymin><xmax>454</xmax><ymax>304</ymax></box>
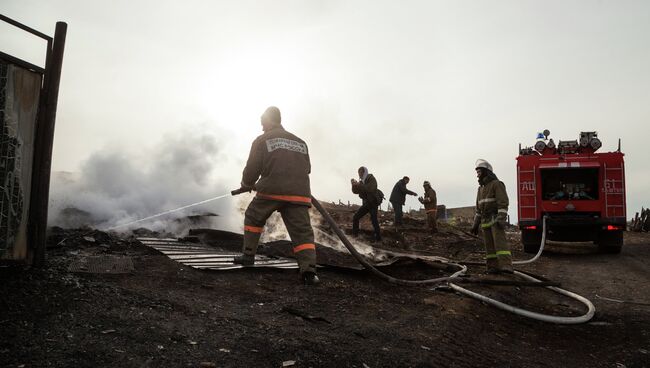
<box><xmin>49</xmin><ymin>127</ymin><xmax>240</xmax><ymax>234</ymax></box>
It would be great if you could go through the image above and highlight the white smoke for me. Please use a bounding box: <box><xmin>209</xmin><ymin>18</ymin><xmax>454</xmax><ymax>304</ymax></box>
<box><xmin>49</xmin><ymin>127</ymin><xmax>241</xmax><ymax>235</ymax></box>
<box><xmin>252</xmin><ymin>204</ymin><xmax>381</xmax><ymax>258</ymax></box>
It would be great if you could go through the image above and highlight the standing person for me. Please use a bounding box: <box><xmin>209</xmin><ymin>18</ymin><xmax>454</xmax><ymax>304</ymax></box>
<box><xmin>351</xmin><ymin>166</ymin><xmax>382</xmax><ymax>241</ymax></box>
<box><xmin>470</xmin><ymin>159</ymin><xmax>512</xmax><ymax>274</ymax></box>
<box><xmin>418</xmin><ymin>181</ymin><xmax>438</xmax><ymax>233</ymax></box>
<box><xmin>233</xmin><ymin>106</ymin><xmax>319</xmax><ymax>285</ymax></box>
<box><xmin>389</xmin><ymin>176</ymin><xmax>417</xmax><ymax>228</ymax></box>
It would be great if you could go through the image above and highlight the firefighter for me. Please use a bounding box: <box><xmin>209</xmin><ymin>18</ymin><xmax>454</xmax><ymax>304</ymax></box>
<box><xmin>351</xmin><ymin>167</ymin><xmax>382</xmax><ymax>241</ymax></box>
<box><xmin>470</xmin><ymin>159</ymin><xmax>513</xmax><ymax>274</ymax></box>
<box><xmin>233</xmin><ymin>106</ymin><xmax>319</xmax><ymax>285</ymax></box>
<box><xmin>418</xmin><ymin>181</ymin><xmax>438</xmax><ymax>233</ymax></box>
<box><xmin>389</xmin><ymin>176</ymin><xmax>418</xmax><ymax>228</ymax></box>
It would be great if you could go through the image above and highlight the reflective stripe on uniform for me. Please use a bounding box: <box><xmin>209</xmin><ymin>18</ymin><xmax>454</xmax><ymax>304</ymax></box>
<box><xmin>244</xmin><ymin>225</ymin><xmax>263</xmax><ymax>233</ymax></box>
<box><xmin>293</xmin><ymin>243</ymin><xmax>316</xmax><ymax>253</ymax></box>
<box><xmin>496</xmin><ymin>250</ymin><xmax>512</xmax><ymax>256</ymax></box>
<box><xmin>481</xmin><ymin>220</ymin><xmax>497</xmax><ymax>228</ymax></box>
<box><xmin>486</xmin><ymin>253</ymin><xmax>498</xmax><ymax>259</ymax></box>
<box><xmin>478</xmin><ymin>198</ymin><xmax>496</xmax><ymax>204</ymax></box>
<box><xmin>426</xmin><ymin>209</ymin><xmax>437</xmax><ymax>213</ymax></box>
<box><xmin>498</xmin><ymin>209</ymin><xmax>508</xmax><ymax>214</ymax></box>
<box><xmin>257</xmin><ymin>193</ymin><xmax>312</xmax><ymax>204</ymax></box>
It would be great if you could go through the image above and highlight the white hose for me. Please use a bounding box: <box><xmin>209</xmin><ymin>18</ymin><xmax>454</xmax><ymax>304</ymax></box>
<box><xmin>449</xmin><ymin>270</ymin><xmax>595</xmax><ymax>324</ymax></box>
<box><xmin>513</xmin><ymin>215</ymin><xmax>547</xmax><ymax>265</ymax></box>
<box><xmin>448</xmin><ymin>215</ymin><xmax>596</xmax><ymax>324</ymax></box>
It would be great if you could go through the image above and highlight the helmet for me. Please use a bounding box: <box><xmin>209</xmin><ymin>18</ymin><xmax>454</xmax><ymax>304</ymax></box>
<box><xmin>475</xmin><ymin>159</ymin><xmax>493</xmax><ymax>172</ymax></box>
<box><xmin>423</xmin><ymin>181</ymin><xmax>431</xmax><ymax>187</ymax></box>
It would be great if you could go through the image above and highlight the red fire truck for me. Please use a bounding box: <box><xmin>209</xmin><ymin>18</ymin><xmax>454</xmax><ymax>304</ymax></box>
<box><xmin>517</xmin><ymin>130</ymin><xmax>626</xmax><ymax>254</ymax></box>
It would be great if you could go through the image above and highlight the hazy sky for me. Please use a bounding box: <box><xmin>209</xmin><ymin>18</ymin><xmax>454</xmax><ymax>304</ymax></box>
<box><xmin>2</xmin><ymin>0</ymin><xmax>649</xmax><ymax>221</ymax></box>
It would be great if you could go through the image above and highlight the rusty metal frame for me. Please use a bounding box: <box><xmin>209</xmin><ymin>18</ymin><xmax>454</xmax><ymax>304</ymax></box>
<box><xmin>1</xmin><ymin>14</ymin><xmax>67</xmax><ymax>266</ymax></box>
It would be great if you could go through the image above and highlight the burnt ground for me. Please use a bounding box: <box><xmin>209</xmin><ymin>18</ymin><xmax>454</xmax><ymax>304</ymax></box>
<box><xmin>1</xmin><ymin>206</ymin><xmax>649</xmax><ymax>368</ymax></box>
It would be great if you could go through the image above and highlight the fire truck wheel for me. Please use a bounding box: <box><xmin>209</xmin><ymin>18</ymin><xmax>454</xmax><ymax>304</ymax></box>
<box><xmin>596</xmin><ymin>230</ymin><xmax>623</xmax><ymax>254</ymax></box>
<box><xmin>521</xmin><ymin>229</ymin><xmax>542</xmax><ymax>254</ymax></box>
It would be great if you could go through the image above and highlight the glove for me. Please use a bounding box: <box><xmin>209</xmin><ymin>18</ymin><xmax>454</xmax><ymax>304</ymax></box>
<box><xmin>470</xmin><ymin>215</ymin><xmax>481</xmax><ymax>235</ymax></box>
<box><xmin>497</xmin><ymin>212</ymin><xmax>508</xmax><ymax>228</ymax></box>
<box><xmin>418</xmin><ymin>196</ymin><xmax>424</xmax><ymax>203</ymax></box>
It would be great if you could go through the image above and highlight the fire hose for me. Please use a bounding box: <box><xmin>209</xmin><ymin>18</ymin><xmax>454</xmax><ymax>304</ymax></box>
<box><xmin>307</xmin><ymin>194</ymin><xmax>594</xmax><ymax>324</ymax></box>
<box><xmin>230</xmin><ymin>188</ymin><xmax>594</xmax><ymax>323</ymax></box>
<box><xmin>111</xmin><ymin>188</ymin><xmax>593</xmax><ymax>324</ymax></box>
<box><xmin>448</xmin><ymin>216</ymin><xmax>595</xmax><ymax>324</ymax></box>
<box><xmin>309</xmin><ymin>196</ymin><xmax>467</xmax><ymax>285</ymax></box>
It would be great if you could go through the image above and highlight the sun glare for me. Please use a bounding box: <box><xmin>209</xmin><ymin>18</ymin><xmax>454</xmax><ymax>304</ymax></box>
<box><xmin>201</xmin><ymin>44</ymin><xmax>307</xmax><ymax>142</ymax></box>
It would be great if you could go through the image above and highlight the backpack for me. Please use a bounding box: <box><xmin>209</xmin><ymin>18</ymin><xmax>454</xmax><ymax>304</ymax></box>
<box><xmin>376</xmin><ymin>189</ymin><xmax>385</xmax><ymax>206</ymax></box>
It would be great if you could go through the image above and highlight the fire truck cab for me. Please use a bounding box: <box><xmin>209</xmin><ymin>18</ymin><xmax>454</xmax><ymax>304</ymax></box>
<box><xmin>517</xmin><ymin>130</ymin><xmax>626</xmax><ymax>254</ymax></box>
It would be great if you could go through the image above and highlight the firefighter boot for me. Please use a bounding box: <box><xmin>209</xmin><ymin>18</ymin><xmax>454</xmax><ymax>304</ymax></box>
<box><xmin>485</xmin><ymin>258</ymin><xmax>500</xmax><ymax>274</ymax></box>
<box><xmin>233</xmin><ymin>254</ymin><xmax>255</xmax><ymax>266</ymax></box>
<box><xmin>302</xmin><ymin>272</ymin><xmax>320</xmax><ymax>286</ymax></box>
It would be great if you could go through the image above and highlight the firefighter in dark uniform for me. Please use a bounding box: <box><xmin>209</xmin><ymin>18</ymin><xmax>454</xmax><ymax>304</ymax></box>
<box><xmin>470</xmin><ymin>159</ymin><xmax>513</xmax><ymax>274</ymax></box>
<box><xmin>418</xmin><ymin>181</ymin><xmax>438</xmax><ymax>233</ymax></box>
<box><xmin>233</xmin><ymin>106</ymin><xmax>319</xmax><ymax>285</ymax></box>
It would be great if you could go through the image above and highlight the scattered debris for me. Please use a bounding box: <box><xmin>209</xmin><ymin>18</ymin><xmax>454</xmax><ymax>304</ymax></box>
<box><xmin>588</xmin><ymin>322</ymin><xmax>612</xmax><ymax>326</ymax></box>
<box><xmin>282</xmin><ymin>360</ymin><xmax>296</xmax><ymax>367</ymax></box>
<box><xmin>281</xmin><ymin>307</ymin><xmax>331</xmax><ymax>324</ymax></box>
<box><xmin>630</xmin><ymin>208</ymin><xmax>649</xmax><ymax>232</ymax></box>
<box><xmin>595</xmin><ymin>295</ymin><xmax>650</xmax><ymax>307</ymax></box>
<box><xmin>68</xmin><ymin>256</ymin><xmax>134</xmax><ymax>274</ymax></box>
<box><xmin>100</xmin><ymin>329</ymin><xmax>116</xmax><ymax>334</ymax></box>
<box><xmin>423</xmin><ymin>297</ymin><xmax>438</xmax><ymax>306</ymax></box>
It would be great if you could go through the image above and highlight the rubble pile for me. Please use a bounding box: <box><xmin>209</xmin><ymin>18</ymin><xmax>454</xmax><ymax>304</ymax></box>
<box><xmin>630</xmin><ymin>207</ymin><xmax>650</xmax><ymax>232</ymax></box>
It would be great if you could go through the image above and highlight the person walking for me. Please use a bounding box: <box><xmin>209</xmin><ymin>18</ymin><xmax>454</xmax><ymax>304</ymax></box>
<box><xmin>233</xmin><ymin>106</ymin><xmax>319</xmax><ymax>285</ymax></box>
<box><xmin>418</xmin><ymin>181</ymin><xmax>438</xmax><ymax>233</ymax></box>
<box><xmin>351</xmin><ymin>166</ymin><xmax>382</xmax><ymax>241</ymax></box>
<box><xmin>389</xmin><ymin>176</ymin><xmax>417</xmax><ymax>228</ymax></box>
<box><xmin>470</xmin><ymin>159</ymin><xmax>512</xmax><ymax>274</ymax></box>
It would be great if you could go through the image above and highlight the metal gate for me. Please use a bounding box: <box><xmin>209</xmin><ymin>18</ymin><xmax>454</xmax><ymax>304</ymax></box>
<box><xmin>0</xmin><ymin>61</ymin><xmax>41</xmax><ymax>259</ymax></box>
<box><xmin>0</xmin><ymin>14</ymin><xmax>67</xmax><ymax>265</ymax></box>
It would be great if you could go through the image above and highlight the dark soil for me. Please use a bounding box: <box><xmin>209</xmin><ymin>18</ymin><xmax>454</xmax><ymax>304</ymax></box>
<box><xmin>1</xmin><ymin>207</ymin><xmax>649</xmax><ymax>368</ymax></box>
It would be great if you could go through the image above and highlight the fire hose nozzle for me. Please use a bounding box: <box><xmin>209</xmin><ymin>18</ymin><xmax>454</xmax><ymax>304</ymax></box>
<box><xmin>231</xmin><ymin>187</ymin><xmax>253</xmax><ymax>196</ymax></box>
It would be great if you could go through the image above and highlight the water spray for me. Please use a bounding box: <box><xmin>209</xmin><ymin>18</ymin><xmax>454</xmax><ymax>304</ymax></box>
<box><xmin>103</xmin><ymin>193</ymin><xmax>232</xmax><ymax>231</ymax></box>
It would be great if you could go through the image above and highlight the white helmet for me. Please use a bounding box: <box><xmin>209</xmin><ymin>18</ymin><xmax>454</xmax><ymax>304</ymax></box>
<box><xmin>475</xmin><ymin>159</ymin><xmax>493</xmax><ymax>172</ymax></box>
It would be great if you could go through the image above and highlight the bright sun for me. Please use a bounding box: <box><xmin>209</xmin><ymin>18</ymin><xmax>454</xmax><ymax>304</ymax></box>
<box><xmin>200</xmin><ymin>43</ymin><xmax>308</xmax><ymax>142</ymax></box>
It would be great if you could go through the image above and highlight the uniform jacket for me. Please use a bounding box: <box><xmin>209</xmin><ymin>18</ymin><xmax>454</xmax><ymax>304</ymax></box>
<box><xmin>241</xmin><ymin>125</ymin><xmax>312</xmax><ymax>206</ymax></box>
<box><xmin>352</xmin><ymin>174</ymin><xmax>379</xmax><ymax>206</ymax></box>
<box><xmin>421</xmin><ymin>187</ymin><xmax>437</xmax><ymax>210</ymax></box>
<box><xmin>475</xmin><ymin>174</ymin><xmax>509</xmax><ymax>227</ymax></box>
<box><xmin>389</xmin><ymin>179</ymin><xmax>416</xmax><ymax>205</ymax></box>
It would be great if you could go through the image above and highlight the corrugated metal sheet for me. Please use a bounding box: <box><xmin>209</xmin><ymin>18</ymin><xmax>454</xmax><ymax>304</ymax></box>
<box><xmin>138</xmin><ymin>238</ymin><xmax>299</xmax><ymax>270</ymax></box>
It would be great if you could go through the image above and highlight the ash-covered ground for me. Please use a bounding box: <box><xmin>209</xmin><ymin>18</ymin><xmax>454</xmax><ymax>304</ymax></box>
<box><xmin>1</xmin><ymin>205</ymin><xmax>649</xmax><ymax>368</ymax></box>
